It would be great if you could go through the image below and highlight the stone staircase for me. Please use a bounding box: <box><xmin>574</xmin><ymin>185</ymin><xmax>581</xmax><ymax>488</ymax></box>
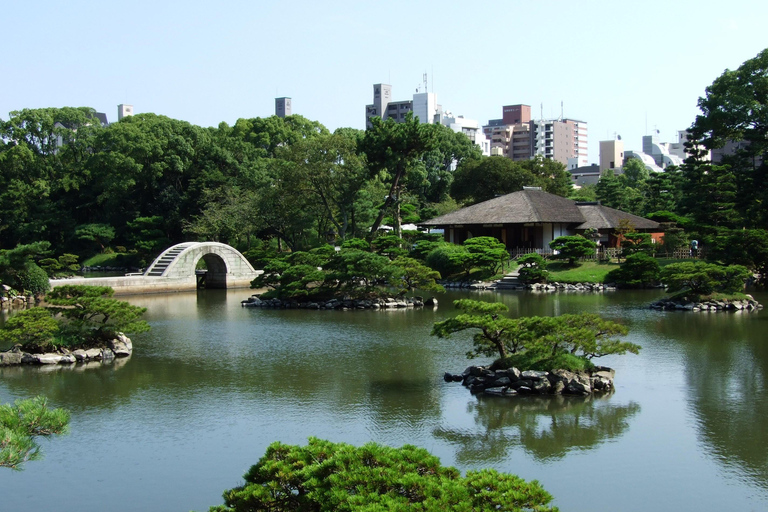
<box><xmin>491</xmin><ymin>265</ymin><xmax>525</xmax><ymax>290</ymax></box>
<box><xmin>144</xmin><ymin>243</ymin><xmax>194</xmax><ymax>277</ymax></box>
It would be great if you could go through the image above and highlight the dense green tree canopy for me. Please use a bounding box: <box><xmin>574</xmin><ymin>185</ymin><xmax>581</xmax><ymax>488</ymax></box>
<box><xmin>1</xmin><ymin>396</ymin><xmax>70</xmax><ymax>470</ymax></box>
<box><xmin>210</xmin><ymin>437</ymin><xmax>556</xmax><ymax>512</ymax></box>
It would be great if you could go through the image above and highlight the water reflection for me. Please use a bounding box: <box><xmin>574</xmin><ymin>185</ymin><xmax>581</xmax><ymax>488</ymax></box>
<box><xmin>435</xmin><ymin>394</ymin><xmax>640</xmax><ymax>464</ymax></box>
<box><xmin>663</xmin><ymin>306</ymin><xmax>768</xmax><ymax>489</ymax></box>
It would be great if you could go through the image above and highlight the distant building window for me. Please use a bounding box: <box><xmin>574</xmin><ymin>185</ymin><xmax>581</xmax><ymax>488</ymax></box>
<box><xmin>609</xmin><ymin>161</ymin><xmax>615</xmax><ymax>168</ymax></box>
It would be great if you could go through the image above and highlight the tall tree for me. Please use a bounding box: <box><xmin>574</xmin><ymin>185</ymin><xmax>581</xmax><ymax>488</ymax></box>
<box><xmin>360</xmin><ymin>114</ymin><xmax>436</xmax><ymax>237</ymax></box>
<box><xmin>450</xmin><ymin>156</ymin><xmax>536</xmax><ymax>205</ymax></box>
<box><xmin>688</xmin><ymin>48</ymin><xmax>768</xmax><ymax>228</ymax></box>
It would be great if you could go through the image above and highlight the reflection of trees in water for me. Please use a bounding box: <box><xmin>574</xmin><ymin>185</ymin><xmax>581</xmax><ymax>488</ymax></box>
<box><xmin>434</xmin><ymin>394</ymin><xmax>640</xmax><ymax>464</ymax></box>
<box><xmin>675</xmin><ymin>316</ymin><xmax>768</xmax><ymax>489</ymax></box>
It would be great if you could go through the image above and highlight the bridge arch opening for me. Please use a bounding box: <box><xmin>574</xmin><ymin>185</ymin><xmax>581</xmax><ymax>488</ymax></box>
<box><xmin>196</xmin><ymin>253</ymin><xmax>228</xmax><ymax>289</ymax></box>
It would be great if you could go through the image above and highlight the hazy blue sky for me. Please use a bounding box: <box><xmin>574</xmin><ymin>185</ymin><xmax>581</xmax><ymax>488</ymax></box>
<box><xmin>3</xmin><ymin>1</ymin><xmax>767</xmax><ymax>162</ymax></box>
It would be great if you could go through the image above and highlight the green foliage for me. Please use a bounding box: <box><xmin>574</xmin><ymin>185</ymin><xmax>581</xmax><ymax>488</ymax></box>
<box><xmin>271</xmin><ymin>264</ymin><xmax>327</xmax><ymax>299</ymax></box>
<box><xmin>432</xmin><ymin>299</ymin><xmax>520</xmax><ymax>359</ymax></box>
<box><xmin>250</xmin><ymin>259</ymin><xmax>290</xmax><ymax>290</ymax></box>
<box><xmin>621</xmin><ymin>232</ymin><xmax>655</xmax><ymax>257</ymax></box>
<box><xmin>606</xmin><ymin>253</ymin><xmax>661</xmax><ymax>288</ymax></box>
<box><xmin>16</xmin><ymin>263</ymin><xmax>50</xmax><ymax>296</ymax></box>
<box><xmin>324</xmin><ymin>250</ymin><xmax>396</xmax><ymax>294</ymax></box>
<box><xmin>46</xmin><ymin>285</ymin><xmax>149</xmax><ymax>344</ymax></box>
<box><xmin>706</xmin><ymin>228</ymin><xmax>768</xmax><ymax>285</ymax></box>
<box><xmin>660</xmin><ymin>261</ymin><xmax>752</xmax><ymax>295</ymax></box>
<box><xmin>390</xmin><ymin>256</ymin><xmax>444</xmax><ymax>294</ymax></box>
<box><xmin>340</xmin><ymin>238</ymin><xmax>370</xmax><ymax>251</ymax></box>
<box><xmin>370</xmin><ymin>235</ymin><xmax>408</xmax><ymax>260</ymax></box>
<box><xmin>463</xmin><ymin>236</ymin><xmax>509</xmax><ymax>274</ymax></box>
<box><xmin>410</xmin><ymin>233</ymin><xmax>444</xmax><ymax>260</ymax></box>
<box><xmin>425</xmin><ymin>244</ymin><xmax>472</xmax><ymax>277</ymax></box>
<box><xmin>660</xmin><ymin>227</ymin><xmax>689</xmax><ymax>256</ymax></box>
<box><xmin>74</xmin><ymin>223</ymin><xmax>115</xmax><ymax>252</ymax></box>
<box><xmin>495</xmin><ymin>350</ymin><xmax>594</xmax><ymax>373</ymax></box>
<box><xmin>210</xmin><ymin>437</ymin><xmax>556</xmax><ymax>512</ymax></box>
<box><xmin>549</xmin><ymin>236</ymin><xmax>596</xmax><ymax>266</ymax></box>
<box><xmin>450</xmin><ymin>156</ymin><xmax>535</xmax><ymax>204</ymax></box>
<box><xmin>39</xmin><ymin>253</ymin><xmax>80</xmax><ymax>278</ymax></box>
<box><xmin>517</xmin><ymin>253</ymin><xmax>549</xmax><ymax>284</ymax></box>
<box><xmin>432</xmin><ymin>300</ymin><xmax>637</xmax><ymax>365</ymax></box>
<box><xmin>1</xmin><ymin>396</ymin><xmax>70</xmax><ymax>470</ymax></box>
<box><xmin>126</xmin><ymin>216</ymin><xmax>170</xmax><ymax>258</ymax></box>
<box><xmin>360</xmin><ymin>114</ymin><xmax>436</xmax><ymax>236</ymax></box>
<box><xmin>0</xmin><ymin>308</ymin><xmax>60</xmax><ymax>351</ymax></box>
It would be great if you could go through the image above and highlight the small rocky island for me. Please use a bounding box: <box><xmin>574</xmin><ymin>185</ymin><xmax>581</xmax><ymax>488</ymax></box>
<box><xmin>650</xmin><ymin>295</ymin><xmax>762</xmax><ymax>312</ymax></box>
<box><xmin>0</xmin><ymin>334</ymin><xmax>133</xmax><ymax>366</ymax></box>
<box><xmin>0</xmin><ymin>285</ymin><xmax>148</xmax><ymax>367</ymax></box>
<box><xmin>445</xmin><ymin>365</ymin><xmax>616</xmax><ymax>396</ymax></box>
<box><xmin>242</xmin><ymin>295</ymin><xmax>437</xmax><ymax>310</ymax></box>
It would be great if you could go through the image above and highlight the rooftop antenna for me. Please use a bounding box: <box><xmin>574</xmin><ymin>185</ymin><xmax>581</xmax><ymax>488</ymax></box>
<box><xmin>560</xmin><ymin>100</ymin><xmax>564</xmax><ymax>121</ymax></box>
<box><xmin>540</xmin><ymin>102</ymin><xmax>543</xmax><ymax>121</ymax></box>
<box><xmin>423</xmin><ymin>72</ymin><xmax>428</xmax><ymax>94</ymax></box>
<box><xmin>431</xmin><ymin>66</ymin><xmax>434</xmax><ymax>92</ymax></box>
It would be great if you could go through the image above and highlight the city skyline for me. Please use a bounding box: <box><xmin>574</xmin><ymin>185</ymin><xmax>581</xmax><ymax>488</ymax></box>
<box><xmin>3</xmin><ymin>1</ymin><xmax>767</xmax><ymax>163</ymax></box>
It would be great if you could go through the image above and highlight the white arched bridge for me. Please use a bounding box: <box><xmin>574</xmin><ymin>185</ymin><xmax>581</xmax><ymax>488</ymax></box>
<box><xmin>50</xmin><ymin>242</ymin><xmax>262</xmax><ymax>295</ymax></box>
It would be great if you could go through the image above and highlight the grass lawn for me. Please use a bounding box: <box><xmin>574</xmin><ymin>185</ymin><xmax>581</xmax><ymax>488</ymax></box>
<box><xmin>82</xmin><ymin>252</ymin><xmax>140</xmax><ymax>267</ymax></box>
<box><xmin>546</xmin><ymin>261</ymin><xmax>620</xmax><ymax>283</ymax></box>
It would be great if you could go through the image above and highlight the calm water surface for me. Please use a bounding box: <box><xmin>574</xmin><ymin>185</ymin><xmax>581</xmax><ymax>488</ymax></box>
<box><xmin>1</xmin><ymin>289</ymin><xmax>767</xmax><ymax>512</ymax></box>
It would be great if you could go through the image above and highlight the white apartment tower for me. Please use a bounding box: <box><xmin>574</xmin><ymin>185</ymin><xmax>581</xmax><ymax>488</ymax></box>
<box><xmin>117</xmin><ymin>104</ymin><xmax>133</xmax><ymax>121</ymax></box>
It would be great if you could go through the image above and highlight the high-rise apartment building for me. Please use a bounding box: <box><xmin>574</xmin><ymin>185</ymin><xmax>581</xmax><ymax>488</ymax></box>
<box><xmin>600</xmin><ymin>139</ymin><xmax>624</xmax><ymax>172</ymax></box>
<box><xmin>483</xmin><ymin>104</ymin><xmax>587</xmax><ymax>166</ymax></box>
<box><xmin>275</xmin><ymin>97</ymin><xmax>292</xmax><ymax>118</ymax></box>
<box><xmin>365</xmin><ymin>83</ymin><xmax>489</xmax><ymax>155</ymax></box>
<box><xmin>117</xmin><ymin>104</ymin><xmax>133</xmax><ymax>121</ymax></box>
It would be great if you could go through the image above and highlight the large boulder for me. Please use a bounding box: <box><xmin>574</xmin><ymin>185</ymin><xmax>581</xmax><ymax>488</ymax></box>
<box><xmin>85</xmin><ymin>348</ymin><xmax>103</xmax><ymax>360</ymax></box>
<box><xmin>108</xmin><ymin>334</ymin><xmax>133</xmax><ymax>357</ymax></box>
<box><xmin>0</xmin><ymin>350</ymin><xmax>23</xmax><ymax>366</ymax></box>
<box><xmin>35</xmin><ymin>354</ymin><xmax>63</xmax><ymax>365</ymax></box>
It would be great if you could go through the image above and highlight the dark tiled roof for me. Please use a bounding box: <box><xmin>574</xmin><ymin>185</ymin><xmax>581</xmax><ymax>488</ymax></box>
<box><xmin>575</xmin><ymin>204</ymin><xmax>660</xmax><ymax>230</ymax></box>
<box><xmin>420</xmin><ymin>189</ymin><xmax>584</xmax><ymax>226</ymax></box>
<box><xmin>419</xmin><ymin>189</ymin><xmax>661</xmax><ymax>230</ymax></box>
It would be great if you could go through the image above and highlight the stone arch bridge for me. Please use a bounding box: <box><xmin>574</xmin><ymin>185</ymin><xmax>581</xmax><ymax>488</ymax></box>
<box><xmin>50</xmin><ymin>242</ymin><xmax>262</xmax><ymax>295</ymax></box>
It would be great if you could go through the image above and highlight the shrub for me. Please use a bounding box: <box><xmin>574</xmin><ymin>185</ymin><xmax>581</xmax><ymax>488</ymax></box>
<box><xmin>210</xmin><ymin>438</ymin><xmax>556</xmax><ymax>512</ymax></box>
<box><xmin>425</xmin><ymin>244</ymin><xmax>472</xmax><ymax>277</ymax></box>
<box><xmin>340</xmin><ymin>237</ymin><xmax>370</xmax><ymax>251</ymax></box>
<box><xmin>605</xmin><ymin>253</ymin><xmax>661</xmax><ymax>288</ymax></box>
<box><xmin>516</xmin><ymin>253</ymin><xmax>549</xmax><ymax>283</ymax></box>
<box><xmin>660</xmin><ymin>261</ymin><xmax>751</xmax><ymax>295</ymax></box>
<box><xmin>17</xmin><ymin>263</ymin><xmax>50</xmax><ymax>296</ymax></box>
<box><xmin>621</xmin><ymin>233</ymin><xmax>655</xmax><ymax>257</ymax></box>
<box><xmin>0</xmin><ymin>308</ymin><xmax>59</xmax><ymax>352</ymax></box>
<box><xmin>549</xmin><ymin>236</ymin><xmax>596</xmax><ymax>266</ymax></box>
<box><xmin>463</xmin><ymin>236</ymin><xmax>509</xmax><ymax>274</ymax></box>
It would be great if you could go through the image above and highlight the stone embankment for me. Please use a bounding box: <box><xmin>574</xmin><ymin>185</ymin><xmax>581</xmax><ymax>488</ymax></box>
<box><xmin>242</xmin><ymin>295</ymin><xmax>437</xmax><ymax>310</ymax></box>
<box><xmin>444</xmin><ymin>364</ymin><xmax>615</xmax><ymax>396</ymax></box>
<box><xmin>440</xmin><ymin>280</ymin><xmax>615</xmax><ymax>292</ymax></box>
<box><xmin>650</xmin><ymin>295</ymin><xmax>763</xmax><ymax>312</ymax></box>
<box><xmin>0</xmin><ymin>334</ymin><xmax>133</xmax><ymax>366</ymax></box>
<box><xmin>0</xmin><ymin>294</ymin><xmax>37</xmax><ymax>309</ymax></box>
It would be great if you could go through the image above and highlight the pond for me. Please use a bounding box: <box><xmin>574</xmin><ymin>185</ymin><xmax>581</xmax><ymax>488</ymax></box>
<box><xmin>1</xmin><ymin>288</ymin><xmax>767</xmax><ymax>512</ymax></box>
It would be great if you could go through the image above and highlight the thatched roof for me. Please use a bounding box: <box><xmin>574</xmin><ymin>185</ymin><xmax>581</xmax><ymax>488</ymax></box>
<box><xmin>575</xmin><ymin>204</ymin><xmax>660</xmax><ymax>230</ymax></box>
<box><xmin>420</xmin><ymin>189</ymin><xmax>584</xmax><ymax>226</ymax></box>
<box><xmin>420</xmin><ymin>189</ymin><xmax>660</xmax><ymax>230</ymax></box>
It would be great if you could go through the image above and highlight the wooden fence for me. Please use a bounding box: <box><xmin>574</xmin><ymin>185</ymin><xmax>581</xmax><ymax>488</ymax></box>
<box><xmin>508</xmin><ymin>247</ymin><xmax>702</xmax><ymax>262</ymax></box>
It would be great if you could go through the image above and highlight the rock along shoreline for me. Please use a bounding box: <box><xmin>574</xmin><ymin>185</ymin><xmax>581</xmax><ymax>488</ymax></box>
<box><xmin>444</xmin><ymin>364</ymin><xmax>615</xmax><ymax>396</ymax></box>
<box><xmin>650</xmin><ymin>295</ymin><xmax>763</xmax><ymax>312</ymax></box>
<box><xmin>0</xmin><ymin>334</ymin><xmax>133</xmax><ymax>366</ymax></box>
<box><xmin>241</xmin><ymin>295</ymin><xmax>437</xmax><ymax>310</ymax></box>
